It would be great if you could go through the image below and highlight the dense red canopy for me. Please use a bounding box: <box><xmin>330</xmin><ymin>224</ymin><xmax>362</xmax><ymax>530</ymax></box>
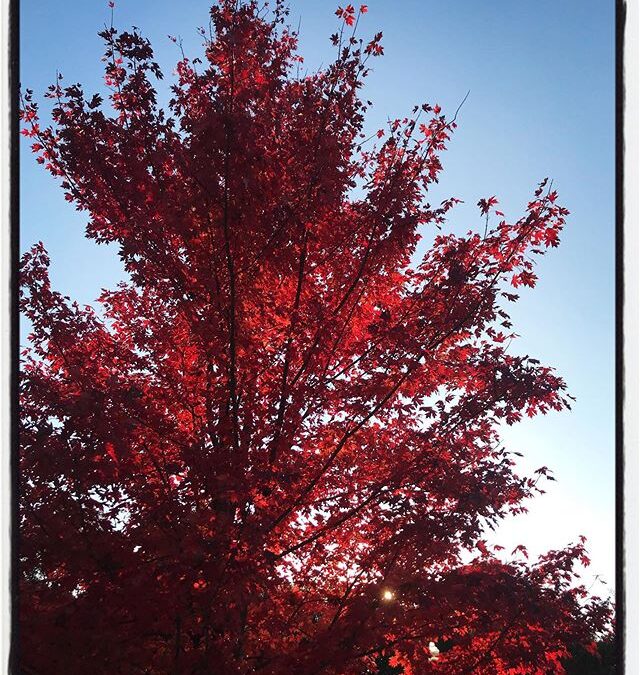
<box><xmin>19</xmin><ymin>2</ymin><xmax>611</xmax><ymax>672</ymax></box>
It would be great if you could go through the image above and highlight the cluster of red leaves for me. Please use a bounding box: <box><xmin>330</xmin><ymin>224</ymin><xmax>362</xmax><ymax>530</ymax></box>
<box><xmin>19</xmin><ymin>1</ymin><xmax>611</xmax><ymax>673</ymax></box>
<box><xmin>335</xmin><ymin>5</ymin><xmax>368</xmax><ymax>26</ymax></box>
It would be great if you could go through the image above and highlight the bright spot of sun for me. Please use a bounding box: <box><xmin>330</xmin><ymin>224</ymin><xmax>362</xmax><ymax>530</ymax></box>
<box><xmin>382</xmin><ymin>589</ymin><xmax>394</xmax><ymax>601</ymax></box>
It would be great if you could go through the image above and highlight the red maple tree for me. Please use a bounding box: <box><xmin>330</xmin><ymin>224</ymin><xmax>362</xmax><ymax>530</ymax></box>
<box><xmin>19</xmin><ymin>2</ymin><xmax>612</xmax><ymax>672</ymax></box>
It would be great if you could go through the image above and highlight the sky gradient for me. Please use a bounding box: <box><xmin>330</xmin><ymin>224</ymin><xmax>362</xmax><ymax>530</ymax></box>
<box><xmin>20</xmin><ymin>0</ymin><xmax>616</xmax><ymax>591</ymax></box>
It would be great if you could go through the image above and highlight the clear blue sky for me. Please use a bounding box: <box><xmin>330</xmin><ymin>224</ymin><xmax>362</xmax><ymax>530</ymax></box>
<box><xmin>20</xmin><ymin>1</ymin><xmax>616</xmax><ymax>590</ymax></box>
